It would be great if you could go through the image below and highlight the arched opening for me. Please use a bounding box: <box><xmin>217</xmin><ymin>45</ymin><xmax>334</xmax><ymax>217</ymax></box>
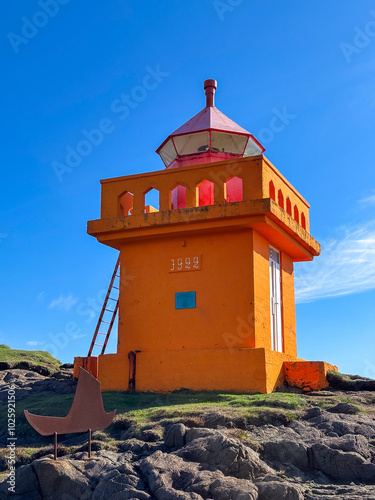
<box><xmin>118</xmin><ymin>191</ymin><xmax>134</xmax><ymax>216</ymax></box>
<box><xmin>170</xmin><ymin>185</ymin><xmax>187</xmax><ymax>210</ymax></box>
<box><xmin>225</xmin><ymin>176</ymin><xmax>243</xmax><ymax>202</ymax></box>
<box><xmin>277</xmin><ymin>189</ymin><xmax>284</xmax><ymax>209</ymax></box>
<box><xmin>197</xmin><ymin>179</ymin><xmax>214</xmax><ymax>207</ymax></box>
<box><xmin>286</xmin><ymin>197</ymin><xmax>292</xmax><ymax>216</ymax></box>
<box><xmin>301</xmin><ymin>212</ymin><xmax>306</xmax><ymax>230</ymax></box>
<box><xmin>144</xmin><ymin>188</ymin><xmax>159</xmax><ymax>213</ymax></box>
<box><xmin>269</xmin><ymin>181</ymin><xmax>276</xmax><ymax>201</ymax></box>
<box><xmin>294</xmin><ymin>205</ymin><xmax>299</xmax><ymax>224</ymax></box>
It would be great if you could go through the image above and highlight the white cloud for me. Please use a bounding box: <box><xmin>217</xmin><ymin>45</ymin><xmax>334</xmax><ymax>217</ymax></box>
<box><xmin>295</xmin><ymin>220</ymin><xmax>375</xmax><ymax>303</ymax></box>
<box><xmin>26</xmin><ymin>340</ymin><xmax>45</xmax><ymax>346</ymax></box>
<box><xmin>358</xmin><ymin>193</ymin><xmax>375</xmax><ymax>206</ymax></box>
<box><xmin>49</xmin><ymin>294</ymin><xmax>79</xmax><ymax>311</ymax></box>
<box><xmin>37</xmin><ymin>291</ymin><xmax>46</xmax><ymax>302</ymax></box>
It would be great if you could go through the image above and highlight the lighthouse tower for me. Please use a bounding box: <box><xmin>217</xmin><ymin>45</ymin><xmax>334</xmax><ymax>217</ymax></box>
<box><xmin>75</xmin><ymin>80</ymin><xmax>337</xmax><ymax>393</ymax></box>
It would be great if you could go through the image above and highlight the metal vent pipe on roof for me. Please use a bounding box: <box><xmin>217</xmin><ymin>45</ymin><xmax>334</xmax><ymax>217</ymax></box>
<box><xmin>204</xmin><ymin>79</ymin><xmax>217</xmax><ymax>107</ymax></box>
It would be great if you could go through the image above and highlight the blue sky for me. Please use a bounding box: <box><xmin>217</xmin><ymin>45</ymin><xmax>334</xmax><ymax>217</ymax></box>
<box><xmin>1</xmin><ymin>0</ymin><xmax>375</xmax><ymax>377</ymax></box>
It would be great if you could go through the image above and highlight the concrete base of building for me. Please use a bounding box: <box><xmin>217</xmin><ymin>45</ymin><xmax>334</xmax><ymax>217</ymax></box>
<box><xmin>74</xmin><ymin>348</ymin><xmax>337</xmax><ymax>394</ymax></box>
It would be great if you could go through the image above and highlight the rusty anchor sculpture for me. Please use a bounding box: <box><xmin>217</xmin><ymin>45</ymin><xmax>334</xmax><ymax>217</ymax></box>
<box><xmin>25</xmin><ymin>367</ymin><xmax>116</xmax><ymax>460</ymax></box>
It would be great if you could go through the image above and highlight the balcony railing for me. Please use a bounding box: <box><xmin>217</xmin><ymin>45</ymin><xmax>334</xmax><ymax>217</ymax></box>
<box><xmin>98</xmin><ymin>155</ymin><xmax>310</xmax><ymax>233</ymax></box>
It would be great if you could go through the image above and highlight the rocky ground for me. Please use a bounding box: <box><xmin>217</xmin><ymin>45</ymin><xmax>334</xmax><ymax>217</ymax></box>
<box><xmin>1</xmin><ymin>367</ymin><xmax>375</xmax><ymax>499</ymax></box>
<box><xmin>0</xmin><ymin>365</ymin><xmax>76</xmax><ymax>404</ymax></box>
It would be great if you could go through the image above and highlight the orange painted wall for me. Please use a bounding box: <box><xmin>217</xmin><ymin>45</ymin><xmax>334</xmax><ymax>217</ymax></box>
<box><xmin>252</xmin><ymin>231</ymin><xmax>272</xmax><ymax>350</ymax></box>
<box><xmin>118</xmin><ymin>228</ymin><xmax>255</xmax><ymax>354</ymax></box>
<box><xmin>281</xmin><ymin>252</ymin><xmax>297</xmax><ymax>357</ymax></box>
<box><xmin>135</xmin><ymin>348</ymin><xmax>268</xmax><ymax>393</ymax></box>
<box><xmin>284</xmin><ymin>361</ymin><xmax>338</xmax><ymax>391</ymax></box>
<box><xmin>264</xmin><ymin>350</ymin><xmax>303</xmax><ymax>393</ymax></box>
<box><xmin>73</xmin><ymin>356</ymin><xmax>98</xmax><ymax>378</ymax></box>
<box><xmin>97</xmin><ymin>352</ymin><xmax>129</xmax><ymax>391</ymax></box>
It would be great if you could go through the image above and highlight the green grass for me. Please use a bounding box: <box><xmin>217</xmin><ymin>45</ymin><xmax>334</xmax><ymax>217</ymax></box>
<box><xmin>106</xmin><ymin>391</ymin><xmax>304</xmax><ymax>435</ymax></box>
<box><xmin>0</xmin><ymin>345</ymin><xmax>61</xmax><ymax>373</ymax></box>
<box><xmin>1</xmin><ymin>390</ymin><xmax>304</xmax><ymax>445</ymax></box>
<box><xmin>222</xmin><ymin>392</ymin><xmax>305</xmax><ymax>410</ymax></box>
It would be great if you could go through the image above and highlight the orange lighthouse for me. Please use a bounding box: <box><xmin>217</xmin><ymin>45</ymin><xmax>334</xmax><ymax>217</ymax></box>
<box><xmin>74</xmin><ymin>80</ymin><xmax>337</xmax><ymax>393</ymax></box>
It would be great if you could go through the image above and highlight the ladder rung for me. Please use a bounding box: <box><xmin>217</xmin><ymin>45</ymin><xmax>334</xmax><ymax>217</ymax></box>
<box><xmin>88</xmin><ymin>257</ymin><xmax>119</xmax><ymax>357</ymax></box>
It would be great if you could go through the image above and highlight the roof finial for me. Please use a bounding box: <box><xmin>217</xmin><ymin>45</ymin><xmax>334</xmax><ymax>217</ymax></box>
<box><xmin>204</xmin><ymin>79</ymin><xmax>217</xmax><ymax>107</ymax></box>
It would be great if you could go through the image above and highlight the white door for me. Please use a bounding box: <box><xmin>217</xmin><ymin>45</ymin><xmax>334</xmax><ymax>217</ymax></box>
<box><xmin>269</xmin><ymin>247</ymin><xmax>283</xmax><ymax>352</ymax></box>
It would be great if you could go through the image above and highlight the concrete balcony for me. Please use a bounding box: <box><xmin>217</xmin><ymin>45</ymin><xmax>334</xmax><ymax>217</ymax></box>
<box><xmin>88</xmin><ymin>155</ymin><xmax>320</xmax><ymax>261</ymax></box>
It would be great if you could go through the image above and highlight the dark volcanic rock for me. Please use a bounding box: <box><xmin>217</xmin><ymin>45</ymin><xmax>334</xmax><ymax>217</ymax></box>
<box><xmin>52</xmin><ymin>368</ymin><xmax>74</xmax><ymax>380</ymax></box>
<box><xmin>327</xmin><ymin>371</ymin><xmax>375</xmax><ymax>391</ymax></box>
<box><xmin>164</xmin><ymin>423</ymin><xmax>187</xmax><ymax>448</ymax></box>
<box><xmin>0</xmin><ymin>463</ymin><xmax>41</xmax><ymax>500</ymax></box>
<box><xmin>306</xmin><ymin>408</ymin><xmax>375</xmax><ymax>438</ymax></box>
<box><xmin>262</xmin><ymin>439</ymin><xmax>309</xmax><ymax>468</ymax></box>
<box><xmin>92</xmin><ymin>469</ymin><xmax>150</xmax><ymax>499</ymax></box>
<box><xmin>0</xmin><ymin>451</ymin><xmax>151</xmax><ymax>500</ymax></box>
<box><xmin>257</xmin><ymin>480</ymin><xmax>304</xmax><ymax>500</ymax></box>
<box><xmin>141</xmin><ymin>428</ymin><xmax>162</xmax><ymax>443</ymax></box>
<box><xmin>0</xmin><ymin>368</ymin><xmax>76</xmax><ymax>403</ymax></box>
<box><xmin>308</xmin><ymin>443</ymin><xmax>375</xmax><ymax>482</ymax></box>
<box><xmin>175</xmin><ymin>430</ymin><xmax>272</xmax><ymax>480</ymax></box>
<box><xmin>140</xmin><ymin>450</ymin><xmax>259</xmax><ymax>500</ymax></box>
<box><xmin>324</xmin><ymin>434</ymin><xmax>371</xmax><ymax>459</ymax></box>
<box><xmin>327</xmin><ymin>402</ymin><xmax>361</xmax><ymax>414</ymax></box>
<box><xmin>33</xmin><ymin>458</ymin><xmax>92</xmax><ymax>500</ymax></box>
<box><xmin>60</xmin><ymin>363</ymin><xmax>74</xmax><ymax>369</ymax></box>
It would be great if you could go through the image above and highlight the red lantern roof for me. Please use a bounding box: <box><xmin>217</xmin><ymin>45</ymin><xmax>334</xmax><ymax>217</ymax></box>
<box><xmin>156</xmin><ymin>79</ymin><xmax>265</xmax><ymax>169</ymax></box>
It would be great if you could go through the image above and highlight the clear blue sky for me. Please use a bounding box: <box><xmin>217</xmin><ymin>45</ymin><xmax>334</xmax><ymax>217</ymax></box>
<box><xmin>1</xmin><ymin>0</ymin><xmax>375</xmax><ymax>377</ymax></box>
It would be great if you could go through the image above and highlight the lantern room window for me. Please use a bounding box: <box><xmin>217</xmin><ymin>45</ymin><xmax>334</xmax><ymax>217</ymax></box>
<box><xmin>244</xmin><ymin>137</ymin><xmax>264</xmax><ymax>157</ymax></box>
<box><xmin>211</xmin><ymin>131</ymin><xmax>248</xmax><ymax>155</ymax></box>
<box><xmin>159</xmin><ymin>139</ymin><xmax>177</xmax><ymax>167</ymax></box>
<box><xmin>173</xmin><ymin>131</ymin><xmax>210</xmax><ymax>156</ymax></box>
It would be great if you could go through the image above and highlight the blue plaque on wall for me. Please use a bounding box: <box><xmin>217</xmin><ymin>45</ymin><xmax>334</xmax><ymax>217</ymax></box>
<box><xmin>175</xmin><ymin>291</ymin><xmax>196</xmax><ymax>309</ymax></box>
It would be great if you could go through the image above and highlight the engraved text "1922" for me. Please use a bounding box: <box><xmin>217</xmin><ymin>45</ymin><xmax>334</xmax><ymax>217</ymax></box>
<box><xmin>170</xmin><ymin>255</ymin><xmax>201</xmax><ymax>273</ymax></box>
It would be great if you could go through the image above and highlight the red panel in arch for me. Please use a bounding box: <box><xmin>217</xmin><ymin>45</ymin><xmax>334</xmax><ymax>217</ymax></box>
<box><xmin>269</xmin><ymin>181</ymin><xmax>276</xmax><ymax>201</ymax></box>
<box><xmin>225</xmin><ymin>176</ymin><xmax>243</xmax><ymax>203</ymax></box>
<box><xmin>286</xmin><ymin>198</ymin><xmax>292</xmax><ymax>216</ymax></box>
<box><xmin>198</xmin><ymin>180</ymin><xmax>214</xmax><ymax>206</ymax></box>
<box><xmin>294</xmin><ymin>205</ymin><xmax>299</xmax><ymax>224</ymax></box>
<box><xmin>171</xmin><ymin>185</ymin><xmax>187</xmax><ymax>209</ymax></box>
<box><xmin>278</xmin><ymin>189</ymin><xmax>284</xmax><ymax>209</ymax></box>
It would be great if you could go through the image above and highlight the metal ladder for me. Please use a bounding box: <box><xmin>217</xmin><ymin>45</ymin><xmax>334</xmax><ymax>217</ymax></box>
<box><xmin>87</xmin><ymin>257</ymin><xmax>120</xmax><ymax>357</ymax></box>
